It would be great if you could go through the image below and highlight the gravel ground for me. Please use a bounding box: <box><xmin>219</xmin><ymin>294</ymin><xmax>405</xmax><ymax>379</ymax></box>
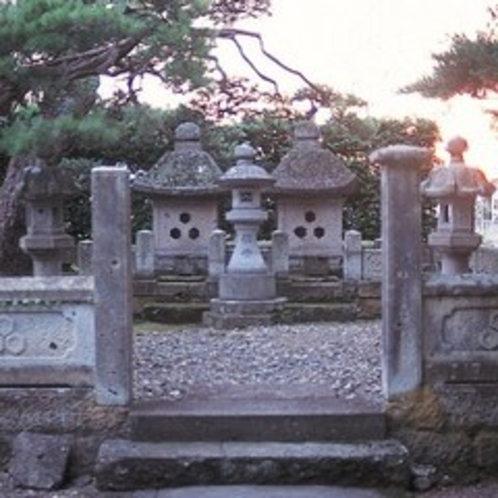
<box><xmin>133</xmin><ymin>319</ymin><xmax>384</xmax><ymax>404</ymax></box>
<box><xmin>4</xmin><ymin>319</ymin><xmax>498</xmax><ymax>496</ymax></box>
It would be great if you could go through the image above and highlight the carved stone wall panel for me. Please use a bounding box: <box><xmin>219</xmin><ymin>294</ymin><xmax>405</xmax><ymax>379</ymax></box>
<box><xmin>0</xmin><ymin>303</ymin><xmax>95</xmax><ymax>385</ymax></box>
<box><xmin>423</xmin><ymin>291</ymin><xmax>498</xmax><ymax>383</ymax></box>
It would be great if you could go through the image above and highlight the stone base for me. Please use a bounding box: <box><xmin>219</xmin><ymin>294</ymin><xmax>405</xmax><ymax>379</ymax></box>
<box><xmin>204</xmin><ymin>298</ymin><xmax>286</xmax><ymax>329</ymax></box>
<box><xmin>219</xmin><ymin>273</ymin><xmax>276</xmax><ymax>301</ymax></box>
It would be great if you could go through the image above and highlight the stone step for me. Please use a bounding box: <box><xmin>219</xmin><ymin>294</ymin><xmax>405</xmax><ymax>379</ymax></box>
<box><xmin>131</xmin><ymin>384</ymin><xmax>385</xmax><ymax>443</ymax></box>
<box><xmin>95</xmin><ymin>439</ymin><xmax>410</xmax><ymax>491</ymax></box>
<box><xmin>139</xmin><ymin>302</ymin><xmax>208</xmax><ymax>324</ymax></box>
<box><xmin>137</xmin><ymin>302</ymin><xmax>360</xmax><ymax>325</ymax></box>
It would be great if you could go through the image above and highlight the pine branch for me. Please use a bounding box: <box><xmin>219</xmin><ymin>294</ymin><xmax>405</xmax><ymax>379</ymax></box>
<box><xmin>24</xmin><ymin>31</ymin><xmax>147</xmax><ymax>81</ymax></box>
<box><xmin>218</xmin><ymin>28</ymin><xmax>324</xmax><ymax>96</ymax></box>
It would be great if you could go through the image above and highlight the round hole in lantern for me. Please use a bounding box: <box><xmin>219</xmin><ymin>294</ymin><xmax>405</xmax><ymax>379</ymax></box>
<box><xmin>170</xmin><ymin>228</ymin><xmax>182</xmax><ymax>239</ymax></box>
<box><xmin>294</xmin><ymin>226</ymin><xmax>307</xmax><ymax>239</ymax></box>
<box><xmin>304</xmin><ymin>211</ymin><xmax>316</xmax><ymax>223</ymax></box>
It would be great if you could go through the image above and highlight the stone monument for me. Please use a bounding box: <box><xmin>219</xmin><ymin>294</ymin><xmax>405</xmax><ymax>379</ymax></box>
<box><xmin>272</xmin><ymin>121</ymin><xmax>358</xmax><ymax>276</ymax></box>
<box><xmin>133</xmin><ymin>122</ymin><xmax>225</xmax><ymax>276</ymax></box>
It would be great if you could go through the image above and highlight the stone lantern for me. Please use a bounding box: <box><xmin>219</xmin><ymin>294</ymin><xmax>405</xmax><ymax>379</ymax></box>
<box><xmin>205</xmin><ymin>143</ymin><xmax>285</xmax><ymax>328</ymax></box>
<box><xmin>19</xmin><ymin>158</ymin><xmax>76</xmax><ymax>276</ymax></box>
<box><xmin>272</xmin><ymin>121</ymin><xmax>358</xmax><ymax>276</ymax></box>
<box><xmin>421</xmin><ymin>136</ymin><xmax>495</xmax><ymax>275</ymax></box>
<box><xmin>133</xmin><ymin>122</ymin><xmax>225</xmax><ymax>276</ymax></box>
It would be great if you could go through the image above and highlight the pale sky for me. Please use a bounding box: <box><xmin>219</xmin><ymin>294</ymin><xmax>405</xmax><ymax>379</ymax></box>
<box><xmin>112</xmin><ymin>1</ymin><xmax>498</xmax><ymax>176</ymax></box>
<box><xmin>215</xmin><ymin>0</ymin><xmax>498</xmax><ymax>176</ymax></box>
<box><xmin>232</xmin><ymin>0</ymin><xmax>492</xmax><ymax>113</ymax></box>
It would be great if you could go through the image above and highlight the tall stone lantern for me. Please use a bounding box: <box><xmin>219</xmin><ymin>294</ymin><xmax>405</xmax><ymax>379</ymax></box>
<box><xmin>19</xmin><ymin>158</ymin><xmax>76</xmax><ymax>276</ymax></box>
<box><xmin>205</xmin><ymin>143</ymin><xmax>285</xmax><ymax>328</ymax></box>
<box><xmin>421</xmin><ymin>136</ymin><xmax>495</xmax><ymax>275</ymax></box>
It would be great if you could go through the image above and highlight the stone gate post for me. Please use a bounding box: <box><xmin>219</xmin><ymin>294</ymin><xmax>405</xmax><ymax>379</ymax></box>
<box><xmin>370</xmin><ymin>145</ymin><xmax>430</xmax><ymax>399</ymax></box>
<box><xmin>92</xmin><ymin>166</ymin><xmax>133</xmax><ymax>405</ymax></box>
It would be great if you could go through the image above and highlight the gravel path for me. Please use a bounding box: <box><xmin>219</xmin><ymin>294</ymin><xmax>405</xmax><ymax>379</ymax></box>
<box><xmin>133</xmin><ymin>319</ymin><xmax>384</xmax><ymax>404</ymax></box>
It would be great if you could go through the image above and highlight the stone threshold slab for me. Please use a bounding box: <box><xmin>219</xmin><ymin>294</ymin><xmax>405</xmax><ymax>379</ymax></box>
<box><xmin>96</xmin><ymin>439</ymin><xmax>409</xmax><ymax>491</ymax></box>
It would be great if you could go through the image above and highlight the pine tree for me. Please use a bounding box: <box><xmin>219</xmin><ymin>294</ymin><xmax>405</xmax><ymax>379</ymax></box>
<box><xmin>0</xmin><ymin>0</ymin><xmax>277</xmax><ymax>273</ymax></box>
<box><xmin>403</xmin><ymin>6</ymin><xmax>498</xmax><ymax>99</ymax></box>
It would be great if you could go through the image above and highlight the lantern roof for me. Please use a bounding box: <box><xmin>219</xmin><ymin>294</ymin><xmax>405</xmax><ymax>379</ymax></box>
<box><xmin>220</xmin><ymin>143</ymin><xmax>275</xmax><ymax>189</ymax></box>
<box><xmin>133</xmin><ymin>122</ymin><xmax>224</xmax><ymax>197</ymax></box>
<box><xmin>272</xmin><ymin>121</ymin><xmax>358</xmax><ymax>196</ymax></box>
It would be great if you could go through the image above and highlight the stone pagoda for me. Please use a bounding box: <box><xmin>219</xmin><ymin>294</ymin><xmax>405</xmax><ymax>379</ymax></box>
<box><xmin>272</xmin><ymin>121</ymin><xmax>358</xmax><ymax>276</ymax></box>
<box><xmin>421</xmin><ymin>136</ymin><xmax>495</xmax><ymax>275</ymax></box>
<box><xmin>133</xmin><ymin>122</ymin><xmax>225</xmax><ymax>276</ymax></box>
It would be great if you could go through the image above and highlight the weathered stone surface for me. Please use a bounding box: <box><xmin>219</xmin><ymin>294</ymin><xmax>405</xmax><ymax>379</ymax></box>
<box><xmin>422</xmin><ymin>275</ymin><xmax>498</xmax><ymax>385</ymax></box>
<box><xmin>0</xmin><ymin>275</ymin><xmax>93</xmax><ymax>302</ymax></box>
<box><xmin>343</xmin><ymin>230</ymin><xmax>362</xmax><ymax>280</ymax></box>
<box><xmin>473</xmin><ymin>432</ymin><xmax>498</xmax><ymax>471</ymax></box>
<box><xmin>0</xmin><ymin>437</ymin><xmax>10</xmax><ymax>469</ymax></box>
<box><xmin>95</xmin><ymin>439</ymin><xmax>409</xmax><ymax>491</ymax></box>
<box><xmin>272</xmin><ymin>122</ymin><xmax>357</xmax><ymax>273</ymax></box>
<box><xmin>394</xmin><ymin>429</ymin><xmax>475</xmax><ymax>486</ymax></box>
<box><xmin>208</xmin><ymin>144</ymin><xmax>283</xmax><ymax>329</ymax></box>
<box><xmin>433</xmin><ymin>384</ymin><xmax>498</xmax><ymax>428</ymax></box>
<box><xmin>135</xmin><ymin>230</ymin><xmax>155</xmax><ymax>279</ymax></box>
<box><xmin>133</xmin><ymin>123</ymin><xmax>223</xmax><ymax>277</ymax></box>
<box><xmin>0</xmin><ymin>276</ymin><xmax>95</xmax><ymax>387</ymax></box>
<box><xmin>371</xmin><ymin>144</ymin><xmax>429</xmax><ymax>399</ymax></box>
<box><xmin>387</xmin><ymin>388</ymin><xmax>446</xmax><ymax>431</ymax></box>
<box><xmin>273</xmin><ymin>121</ymin><xmax>357</xmax><ymax>195</ymax></box>
<box><xmin>10</xmin><ymin>432</ymin><xmax>72</xmax><ymax>490</ymax></box>
<box><xmin>130</xmin><ymin>392</ymin><xmax>385</xmax><ymax>443</ymax></box>
<box><xmin>134</xmin><ymin>486</ymin><xmax>410</xmax><ymax>498</ymax></box>
<box><xmin>277</xmin><ymin>303</ymin><xmax>359</xmax><ymax>324</ymax></box>
<box><xmin>0</xmin><ymin>388</ymin><xmax>128</xmax><ymax>435</ymax></box>
<box><xmin>141</xmin><ymin>302</ymin><xmax>208</xmax><ymax>324</ymax></box>
<box><xmin>219</xmin><ymin>273</ymin><xmax>276</xmax><ymax>301</ymax></box>
<box><xmin>422</xmin><ymin>137</ymin><xmax>494</xmax><ymax>275</ymax></box>
<box><xmin>92</xmin><ymin>166</ymin><xmax>133</xmax><ymax>406</ymax></box>
<box><xmin>19</xmin><ymin>157</ymin><xmax>77</xmax><ymax>276</ymax></box>
<box><xmin>133</xmin><ymin>122</ymin><xmax>223</xmax><ymax>194</ymax></box>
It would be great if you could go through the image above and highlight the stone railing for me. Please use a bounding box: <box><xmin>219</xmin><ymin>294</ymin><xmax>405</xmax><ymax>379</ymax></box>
<box><xmin>76</xmin><ymin>228</ymin><xmax>498</xmax><ymax>285</ymax></box>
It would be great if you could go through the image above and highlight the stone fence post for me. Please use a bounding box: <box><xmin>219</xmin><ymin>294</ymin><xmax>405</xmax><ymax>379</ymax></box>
<box><xmin>271</xmin><ymin>230</ymin><xmax>289</xmax><ymax>276</ymax></box>
<box><xmin>343</xmin><ymin>230</ymin><xmax>362</xmax><ymax>280</ymax></box>
<box><xmin>92</xmin><ymin>166</ymin><xmax>133</xmax><ymax>405</ymax></box>
<box><xmin>208</xmin><ymin>229</ymin><xmax>226</xmax><ymax>279</ymax></box>
<box><xmin>135</xmin><ymin>229</ymin><xmax>155</xmax><ymax>279</ymax></box>
<box><xmin>370</xmin><ymin>145</ymin><xmax>430</xmax><ymax>399</ymax></box>
<box><xmin>77</xmin><ymin>240</ymin><xmax>93</xmax><ymax>276</ymax></box>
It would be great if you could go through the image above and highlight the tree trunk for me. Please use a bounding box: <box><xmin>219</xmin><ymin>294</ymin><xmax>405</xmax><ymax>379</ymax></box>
<box><xmin>0</xmin><ymin>156</ymin><xmax>32</xmax><ymax>275</ymax></box>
